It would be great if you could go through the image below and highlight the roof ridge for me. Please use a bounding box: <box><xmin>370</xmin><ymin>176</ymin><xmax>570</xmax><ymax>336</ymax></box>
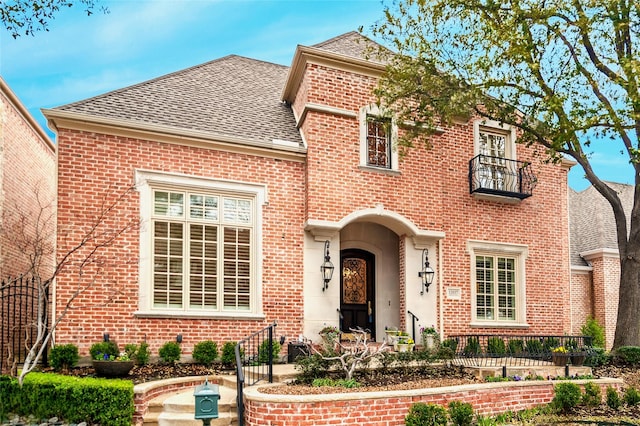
<box><xmin>57</xmin><ymin>55</ymin><xmax>287</xmax><ymax>110</ymax></box>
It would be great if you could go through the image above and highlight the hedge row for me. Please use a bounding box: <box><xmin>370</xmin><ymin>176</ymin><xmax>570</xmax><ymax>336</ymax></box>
<box><xmin>0</xmin><ymin>373</ymin><xmax>133</xmax><ymax>426</ymax></box>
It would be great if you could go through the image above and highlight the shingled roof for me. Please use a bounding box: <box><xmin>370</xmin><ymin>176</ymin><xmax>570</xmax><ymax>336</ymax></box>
<box><xmin>49</xmin><ymin>31</ymin><xmax>386</xmax><ymax>150</ymax></box>
<box><xmin>569</xmin><ymin>182</ymin><xmax>634</xmax><ymax>265</ymax></box>
<box><xmin>312</xmin><ymin>31</ymin><xmax>391</xmax><ymax>64</ymax></box>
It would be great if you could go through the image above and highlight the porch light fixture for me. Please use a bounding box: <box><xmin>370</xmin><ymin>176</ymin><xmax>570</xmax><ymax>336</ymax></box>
<box><xmin>320</xmin><ymin>240</ymin><xmax>334</xmax><ymax>292</ymax></box>
<box><xmin>419</xmin><ymin>249</ymin><xmax>435</xmax><ymax>295</ymax></box>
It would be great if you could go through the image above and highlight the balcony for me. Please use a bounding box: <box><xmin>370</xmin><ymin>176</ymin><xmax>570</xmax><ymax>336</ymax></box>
<box><xmin>469</xmin><ymin>155</ymin><xmax>536</xmax><ymax>200</ymax></box>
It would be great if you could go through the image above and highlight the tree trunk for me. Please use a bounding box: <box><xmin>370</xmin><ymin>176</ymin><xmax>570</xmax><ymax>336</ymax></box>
<box><xmin>613</xmin><ymin>253</ymin><xmax>640</xmax><ymax>348</ymax></box>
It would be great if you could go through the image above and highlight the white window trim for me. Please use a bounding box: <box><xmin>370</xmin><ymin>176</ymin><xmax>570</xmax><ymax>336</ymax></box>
<box><xmin>134</xmin><ymin>169</ymin><xmax>266</xmax><ymax>319</ymax></box>
<box><xmin>473</xmin><ymin>119</ymin><xmax>517</xmax><ymax>160</ymax></box>
<box><xmin>466</xmin><ymin>240</ymin><xmax>529</xmax><ymax>328</ymax></box>
<box><xmin>359</xmin><ymin>104</ymin><xmax>399</xmax><ymax>173</ymax></box>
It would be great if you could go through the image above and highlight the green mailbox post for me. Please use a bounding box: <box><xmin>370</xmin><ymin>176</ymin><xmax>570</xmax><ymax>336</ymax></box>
<box><xmin>194</xmin><ymin>378</ymin><xmax>220</xmax><ymax>425</ymax></box>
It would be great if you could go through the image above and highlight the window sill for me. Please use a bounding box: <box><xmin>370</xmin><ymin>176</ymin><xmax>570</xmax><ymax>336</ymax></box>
<box><xmin>358</xmin><ymin>165</ymin><xmax>401</xmax><ymax>176</ymax></box>
<box><xmin>469</xmin><ymin>321</ymin><xmax>530</xmax><ymax>329</ymax></box>
<box><xmin>134</xmin><ymin>310</ymin><xmax>265</xmax><ymax>320</ymax></box>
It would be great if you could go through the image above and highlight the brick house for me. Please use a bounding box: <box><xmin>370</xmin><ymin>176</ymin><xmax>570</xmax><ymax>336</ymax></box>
<box><xmin>569</xmin><ymin>182</ymin><xmax>632</xmax><ymax>349</ymax></box>
<box><xmin>0</xmin><ymin>77</ymin><xmax>56</xmax><ymax>278</ymax></box>
<box><xmin>43</xmin><ymin>32</ymin><xmax>574</xmax><ymax>356</ymax></box>
<box><xmin>0</xmin><ymin>77</ymin><xmax>56</xmax><ymax>374</ymax></box>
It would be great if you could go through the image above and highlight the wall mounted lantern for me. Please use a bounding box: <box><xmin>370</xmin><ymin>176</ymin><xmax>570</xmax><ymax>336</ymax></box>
<box><xmin>418</xmin><ymin>249</ymin><xmax>435</xmax><ymax>295</ymax></box>
<box><xmin>320</xmin><ymin>240</ymin><xmax>334</xmax><ymax>292</ymax></box>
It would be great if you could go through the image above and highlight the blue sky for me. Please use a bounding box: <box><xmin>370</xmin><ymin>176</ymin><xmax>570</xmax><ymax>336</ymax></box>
<box><xmin>0</xmin><ymin>0</ymin><xmax>633</xmax><ymax>191</ymax></box>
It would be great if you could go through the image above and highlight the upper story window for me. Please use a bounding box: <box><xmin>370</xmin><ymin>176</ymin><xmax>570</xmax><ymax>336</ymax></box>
<box><xmin>359</xmin><ymin>105</ymin><xmax>399</xmax><ymax>173</ymax></box>
<box><xmin>467</xmin><ymin>240</ymin><xmax>529</xmax><ymax>327</ymax></box>
<box><xmin>366</xmin><ymin>116</ymin><xmax>392</xmax><ymax>168</ymax></box>
<box><xmin>136</xmin><ymin>170</ymin><xmax>265</xmax><ymax>318</ymax></box>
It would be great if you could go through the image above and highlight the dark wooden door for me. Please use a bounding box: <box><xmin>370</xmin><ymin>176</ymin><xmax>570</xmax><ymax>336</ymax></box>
<box><xmin>340</xmin><ymin>249</ymin><xmax>375</xmax><ymax>336</ymax></box>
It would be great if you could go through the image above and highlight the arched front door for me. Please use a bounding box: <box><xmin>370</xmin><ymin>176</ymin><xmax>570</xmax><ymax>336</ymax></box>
<box><xmin>340</xmin><ymin>249</ymin><xmax>375</xmax><ymax>337</ymax></box>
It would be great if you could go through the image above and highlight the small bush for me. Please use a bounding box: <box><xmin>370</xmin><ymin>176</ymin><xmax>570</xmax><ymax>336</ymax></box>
<box><xmin>584</xmin><ymin>347</ymin><xmax>609</xmax><ymax>367</ymax></box>
<box><xmin>606</xmin><ymin>386</ymin><xmax>621</xmax><ymax>409</ymax></box>
<box><xmin>552</xmin><ymin>382</ymin><xmax>582</xmax><ymax>412</ymax></box>
<box><xmin>405</xmin><ymin>402</ymin><xmax>448</xmax><ymax>426</ymax></box>
<box><xmin>220</xmin><ymin>341</ymin><xmax>237</xmax><ymax>367</ymax></box>
<box><xmin>581</xmin><ymin>316</ymin><xmax>605</xmax><ymax>348</ymax></box>
<box><xmin>525</xmin><ymin>339</ymin><xmax>543</xmax><ymax>354</ymax></box>
<box><xmin>507</xmin><ymin>339</ymin><xmax>524</xmax><ymax>354</ymax></box>
<box><xmin>486</xmin><ymin>337</ymin><xmax>506</xmax><ymax>356</ymax></box>
<box><xmin>582</xmin><ymin>382</ymin><xmax>602</xmax><ymax>407</ymax></box>
<box><xmin>49</xmin><ymin>344</ymin><xmax>80</xmax><ymax>371</ymax></box>
<box><xmin>624</xmin><ymin>386</ymin><xmax>640</xmax><ymax>406</ymax></box>
<box><xmin>462</xmin><ymin>336</ymin><xmax>480</xmax><ymax>355</ymax></box>
<box><xmin>258</xmin><ymin>339</ymin><xmax>281</xmax><ymax>364</ymax></box>
<box><xmin>295</xmin><ymin>353</ymin><xmax>334</xmax><ymax>384</ymax></box>
<box><xmin>440</xmin><ymin>338</ymin><xmax>458</xmax><ymax>353</ymax></box>
<box><xmin>158</xmin><ymin>341</ymin><xmax>181</xmax><ymax>364</ymax></box>
<box><xmin>136</xmin><ymin>342</ymin><xmax>150</xmax><ymax>365</ymax></box>
<box><xmin>123</xmin><ymin>343</ymin><xmax>138</xmax><ymax>359</ymax></box>
<box><xmin>193</xmin><ymin>340</ymin><xmax>219</xmax><ymax>365</ymax></box>
<box><xmin>448</xmin><ymin>401</ymin><xmax>473</xmax><ymax>426</ymax></box>
<box><xmin>89</xmin><ymin>341</ymin><xmax>119</xmax><ymax>360</ymax></box>
<box><xmin>613</xmin><ymin>346</ymin><xmax>640</xmax><ymax>366</ymax></box>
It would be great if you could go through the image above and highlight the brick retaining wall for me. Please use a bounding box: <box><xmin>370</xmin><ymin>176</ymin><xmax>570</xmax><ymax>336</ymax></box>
<box><xmin>243</xmin><ymin>378</ymin><xmax>622</xmax><ymax>425</ymax></box>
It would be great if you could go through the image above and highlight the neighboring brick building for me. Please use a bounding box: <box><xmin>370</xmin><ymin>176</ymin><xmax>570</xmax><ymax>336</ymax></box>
<box><xmin>0</xmin><ymin>77</ymin><xmax>56</xmax><ymax>278</ymax></box>
<box><xmin>43</xmin><ymin>32</ymin><xmax>574</xmax><ymax>356</ymax></box>
<box><xmin>569</xmin><ymin>182</ymin><xmax>633</xmax><ymax>349</ymax></box>
<box><xmin>0</xmin><ymin>77</ymin><xmax>56</xmax><ymax>374</ymax></box>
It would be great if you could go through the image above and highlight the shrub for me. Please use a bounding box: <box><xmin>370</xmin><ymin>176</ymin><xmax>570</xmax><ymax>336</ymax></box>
<box><xmin>486</xmin><ymin>337</ymin><xmax>506</xmax><ymax>356</ymax></box>
<box><xmin>507</xmin><ymin>339</ymin><xmax>524</xmax><ymax>355</ymax></box>
<box><xmin>462</xmin><ymin>336</ymin><xmax>480</xmax><ymax>355</ymax></box>
<box><xmin>405</xmin><ymin>402</ymin><xmax>448</xmax><ymax>426</ymax></box>
<box><xmin>584</xmin><ymin>346</ymin><xmax>609</xmax><ymax>367</ymax></box>
<box><xmin>0</xmin><ymin>372</ymin><xmax>133</xmax><ymax>426</ymax></box>
<box><xmin>136</xmin><ymin>342</ymin><xmax>150</xmax><ymax>365</ymax></box>
<box><xmin>49</xmin><ymin>344</ymin><xmax>79</xmax><ymax>371</ymax></box>
<box><xmin>624</xmin><ymin>386</ymin><xmax>640</xmax><ymax>406</ymax></box>
<box><xmin>220</xmin><ymin>341</ymin><xmax>238</xmax><ymax>367</ymax></box>
<box><xmin>581</xmin><ymin>316</ymin><xmax>605</xmax><ymax>348</ymax></box>
<box><xmin>613</xmin><ymin>346</ymin><xmax>640</xmax><ymax>366</ymax></box>
<box><xmin>441</xmin><ymin>338</ymin><xmax>458</xmax><ymax>353</ymax></box>
<box><xmin>525</xmin><ymin>339</ymin><xmax>543</xmax><ymax>354</ymax></box>
<box><xmin>582</xmin><ymin>382</ymin><xmax>602</xmax><ymax>407</ymax></box>
<box><xmin>552</xmin><ymin>382</ymin><xmax>582</xmax><ymax>412</ymax></box>
<box><xmin>606</xmin><ymin>386</ymin><xmax>621</xmax><ymax>409</ymax></box>
<box><xmin>158</xmin><ymin>341</ymin><xmax>181</xmax><ymax>364</ymax></box>
<box><xmin>123</xmin><ymin>343</ymin><xmax>138</xmax><ymax>359</ymax></box>
<box><xmin>295</xmin><ymin>353</ymin><xmax>334</xmax><ymax>384</ymax></box>
<box><xmin>89</xmin><ymin>341</ymin><xmax>119</xmax><ymax>360</ymax></box>
<box><xmin>258</xmin><ymin>339</ymin><xmax>281</xmax><ymax>364</ymax></box>
<box><xmin>193</xmin><ymin>340</ymin><xmax>219</xmax><ymax>365</ymax></box>
<box><xmin>448</xmin><ymin>401</ymin><xmax>473</xmax><ymax>426</ymax></box>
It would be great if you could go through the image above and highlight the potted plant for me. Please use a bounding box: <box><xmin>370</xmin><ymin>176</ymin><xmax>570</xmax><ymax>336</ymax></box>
<box><xmin>397</xmin><ymin>333</ymin><xmax>414</xmax><ymax>352</ymax></box>
<box><xmin>571</xmin><ymin>347</ymin><xmax>588</xmax><ymax>366</ymax></box>
<box><xmin>552</xmin><ymin>346</ymin><xmax>569</xmax><ymax>366</ymax></box>
<box><xmin>421</xmin><ymin>326</ymin><xmax>438</xmax><ymax>350</ymax></box>
<box><xmin>90</xmin><ymin>341</ymin><xmax>135</xmax><ymax>377</ymax></box>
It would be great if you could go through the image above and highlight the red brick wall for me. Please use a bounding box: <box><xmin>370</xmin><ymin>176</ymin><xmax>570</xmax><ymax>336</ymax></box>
<box><xmin>0</xmin><ymin>83</ymin><xmax>56</xmax><ymax>278</ymax></box>
<box><xmin>55</xmin><ymin>130</ymin><xmax>306</xmax><ymax>355</ymax></box>
<box><xmin>244</xmin><ymin>379</ymin><xmax>621</xmax><ymax>425</ymax></box>
<box><xmin>570</xmin><ymin>270</ymin><xmax>594</xmax><ymax>335</ymax></box>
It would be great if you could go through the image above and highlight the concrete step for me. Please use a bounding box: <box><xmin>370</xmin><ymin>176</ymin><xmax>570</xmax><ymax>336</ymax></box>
<box><xmin>155</xmin><ymin>383</ymin><xmax>237</xmax><ymax>426</ymax></box>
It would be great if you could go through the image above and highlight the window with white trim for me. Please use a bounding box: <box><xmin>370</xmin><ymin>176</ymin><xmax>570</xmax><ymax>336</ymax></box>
<box><xmin>359</xmin><ymin>105</ymin><xmax>398</xmax><ymax>172</ymax></box>
<box><xmin>152</xmin><ymin>190</ymin><xmax>253</xmax><ymax>311</ymax></box>
<box><xmin>474</xmin><ymin>120</ymin><xmax>517</xmax><ymax>192</ymax></box>
<box><xmin>136</xmin><ymin>170</ymin><xmax>264</xmax><ymax>317</ymax></box>
<box><xmin>467</xmin><ymin>240</ymin><xmax>528</xmax><ymax>326</ymax></box>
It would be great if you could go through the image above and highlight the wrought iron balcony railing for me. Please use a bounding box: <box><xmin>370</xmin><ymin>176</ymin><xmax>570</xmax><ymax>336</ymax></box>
<box><xmin>469</xmin><ymin>155</ymin><xmax>537</xmax><ymax>200</ymax></box>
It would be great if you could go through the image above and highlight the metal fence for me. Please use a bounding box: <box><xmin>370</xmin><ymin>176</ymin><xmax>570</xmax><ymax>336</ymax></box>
<box><xmin>235</xmin><ymin>322</ymin><xmax>277</xmax><ymax>426</ymax></box>
<box><xmin>447</xmin><ymin>334</ymin><xmax>593</xmax><ymax>367</ymax></box>
<box><xmin>0</xmin><ymin>276</ymin><xmax>48</xmax><ymax>375</ymax></box>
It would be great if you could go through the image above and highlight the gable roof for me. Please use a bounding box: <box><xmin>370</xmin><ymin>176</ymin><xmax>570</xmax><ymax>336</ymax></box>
<box><xmin>569</xmin><ymin>182</ymin><xmax>633</xmax><ymax>265</ymax></box>
<box><xmin>312</xmin><ymin>31</ymin><xmax>390</xmax><ymax>64</ymax></box>
<box><xmin>49</xmin><ymin>55</ymin><xmax>303</xmax><ymax>148</ymax></box>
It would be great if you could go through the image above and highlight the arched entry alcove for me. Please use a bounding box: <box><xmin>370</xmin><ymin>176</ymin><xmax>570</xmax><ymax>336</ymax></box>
<box><xmin>304</xmin><ymin>205</ymin><xmax>445</xmax><ymax>342</ymax></box>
